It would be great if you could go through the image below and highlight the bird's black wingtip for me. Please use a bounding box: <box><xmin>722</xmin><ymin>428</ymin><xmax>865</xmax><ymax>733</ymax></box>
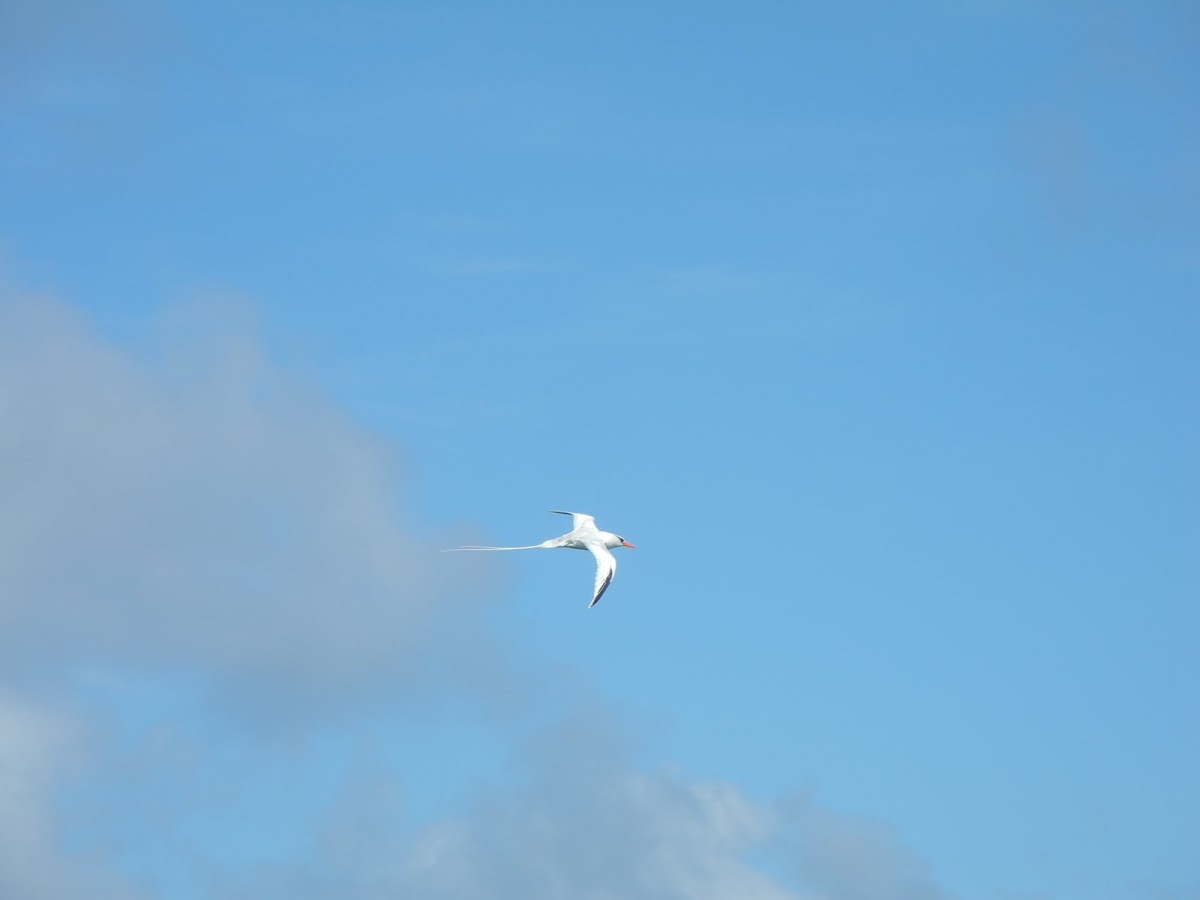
<box><xmin>589</xmin><ymin>570</ymin><xmax>614</xmax><ymax>608</ymax></box>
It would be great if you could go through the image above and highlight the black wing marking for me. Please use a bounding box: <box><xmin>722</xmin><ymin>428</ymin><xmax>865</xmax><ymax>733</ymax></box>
<box><xmin>590</xmin><ymin>566</ymin><xmax>614</xmax><ymax>608</ymax></box>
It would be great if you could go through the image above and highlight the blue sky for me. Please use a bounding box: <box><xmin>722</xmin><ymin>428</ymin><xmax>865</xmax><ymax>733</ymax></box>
<box><xmin>1</xmin><ymin>2</ymin><xmax>1197</xmax><ymax>899</ymax></box>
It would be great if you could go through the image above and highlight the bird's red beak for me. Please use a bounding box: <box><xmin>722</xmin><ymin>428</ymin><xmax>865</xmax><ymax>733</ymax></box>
<box><xmin>621</xmin><ymin>540</ymin><xmax>636</xmax><ymax>548</ymax></box>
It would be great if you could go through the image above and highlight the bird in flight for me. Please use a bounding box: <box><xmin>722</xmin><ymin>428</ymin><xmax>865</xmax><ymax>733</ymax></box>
<box><xmin>445</xmin><ymin>511</ymin><xmax>635</xmax><ymax>607</ymax></box>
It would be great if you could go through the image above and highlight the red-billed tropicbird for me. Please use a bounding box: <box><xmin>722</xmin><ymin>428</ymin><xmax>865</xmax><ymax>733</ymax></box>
<box><xmin>445</xmin><ymin>510</ymin><xmax>635</xmax><ymax>607</ymax></box>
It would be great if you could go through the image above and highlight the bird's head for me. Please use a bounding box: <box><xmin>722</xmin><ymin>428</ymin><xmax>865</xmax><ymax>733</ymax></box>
<box><xmin>615</xmin><ymin>535</ymin><xmax>636</xmax><ymax>549</ymax></box>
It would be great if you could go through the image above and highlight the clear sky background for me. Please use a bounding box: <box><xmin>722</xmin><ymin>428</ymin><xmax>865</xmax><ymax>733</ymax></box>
<box><xmin>1</xmin><ymin>2</ymin><xmax>1197</xmax><ymax>899</ymax></box>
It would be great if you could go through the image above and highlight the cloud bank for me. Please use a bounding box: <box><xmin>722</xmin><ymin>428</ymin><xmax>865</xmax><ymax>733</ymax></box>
<box><xmin>0</xmin><ymin>289</ymin><xmax>947</xmax><ymax>899</ymax></box>
<box><xmin>0</xmin><ymin>294</ymin><xmax>507</xmax><ymax>710</ymax></box>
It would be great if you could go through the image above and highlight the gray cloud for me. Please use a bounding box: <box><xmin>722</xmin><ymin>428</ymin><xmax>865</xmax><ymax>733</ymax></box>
<box><xmin>202</xmin><ymin>715</ymin><xmax>952</xmax><ymax>900</ymax></box>
<box><xmin>774</xmin><ymin>796</ymin><xmax>948</xmax><ymax>900</ymax></box>
<box><xmin>0</xmin><ymin>293</ymin><xmax>509</xmax><ymax>714</ymax></box>
<box><xmin>0</xmin><ymin>694</ymin><xmax>142</xmax><ymax>900</ymax></box>
<box><xmin>205</xmin><ymin>714</ymin><xmax>806</xmax><ymax>900</ymax></box>
<box><xmin>395</xmin><ymin>717</ymin><xmax>800</xmax><ymax>900</ymax></box>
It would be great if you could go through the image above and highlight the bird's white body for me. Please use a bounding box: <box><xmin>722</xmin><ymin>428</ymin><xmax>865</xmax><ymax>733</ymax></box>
<box><xmin>445</xmin><ymin>511</ymin><xmax>635</xmax><ymax>607</ymax></box>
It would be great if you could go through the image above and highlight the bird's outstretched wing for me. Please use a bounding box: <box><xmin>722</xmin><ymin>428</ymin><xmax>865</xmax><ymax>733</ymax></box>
<box><xmin>585</xmin><ymin>541</ymin><xmax>617</xmax><ymax>608</ymax></box>
<box><xmin>550</xmin><ymin>510</ymin><xmax>596</xmax><ymax>532</ymax></box>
